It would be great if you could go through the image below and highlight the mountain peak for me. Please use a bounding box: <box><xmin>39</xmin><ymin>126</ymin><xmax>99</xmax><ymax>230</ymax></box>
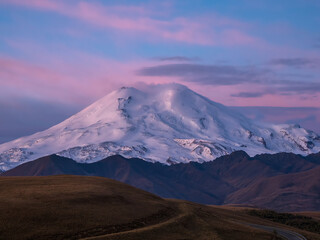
<box><xmin>0</xmin><ymin>83</ymin><xmax>319</xmax><ymax>170</ymax></box>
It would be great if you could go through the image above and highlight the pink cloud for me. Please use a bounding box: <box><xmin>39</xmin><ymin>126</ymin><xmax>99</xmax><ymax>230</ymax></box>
<box><xmin>0</xmin><ymin>0</ymin><xmax>260</xmax><ymax>46</ymax></box>
<box><xmin>0</xmin><ymin>56</ymin><xmax>82</xmax><ymax>103</ymax></box>
<box><xmin>2</xmin><ymin>37</ymin><xmax>318</xmax><ymax>109</ymax></box>
<box><xmin>0</xmin><ymin>52</ymin><xmax>158</xmax><ymax>105</ymax></box>
<box><xmin>1</xmin><ymin>51</ymin><xmax>319</xmax><ymax>112</ymax></box>
<box><xmin>228</xmin><ymin>86</ymin><xmax>320</xmax><ymax>108</ymax></box>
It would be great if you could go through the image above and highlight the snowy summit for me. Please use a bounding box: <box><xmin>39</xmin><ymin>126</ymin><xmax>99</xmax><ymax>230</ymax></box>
<box><xmin>0</xmin><ymin>83</ymin><xmax>319</xmax><ymax>170</ymax></box>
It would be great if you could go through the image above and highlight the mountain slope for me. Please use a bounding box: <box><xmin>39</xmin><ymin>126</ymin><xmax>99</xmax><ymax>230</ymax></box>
<box><xmin>2</xmin><ymin>154</ymin><xmax>233</xmax><ymax>204</ymax></box>
<box><xmin>225</xmin><ymin>166</ymin><xmax>320</xmax><ymax>211</ymax></box>
<box><xmin>3</xmin><ymin>151</ymin><xmax>320</xmax><ymax>211</ymax></box>
<box><xmin>0</xmin><ymin>83</ymin><xmax>319</xmax><ymax>171</ymax></box>
<box><xmin>1</xmin><ymin>155</ymin><xmax>87</xmax><ymax>176</ymax></box>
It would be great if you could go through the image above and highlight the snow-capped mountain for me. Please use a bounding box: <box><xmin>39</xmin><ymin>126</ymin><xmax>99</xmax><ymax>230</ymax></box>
<box><xmin>0</xmin><ymin>83</ymin><xmax>319</xmax><ymax>171</ymax></box>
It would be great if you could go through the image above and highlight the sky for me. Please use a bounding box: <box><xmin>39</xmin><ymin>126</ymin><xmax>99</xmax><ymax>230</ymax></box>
<box><xmin>0</xmin><ymin>0</ymin><xmax>320</xmax><ymax>143</ymax></box>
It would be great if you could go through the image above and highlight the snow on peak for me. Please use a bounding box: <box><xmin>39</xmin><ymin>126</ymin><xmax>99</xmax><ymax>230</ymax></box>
<box><xmin>0</xmin><ymin>83</ymin><xmax>319</xmax><ymax>171</ymax></box>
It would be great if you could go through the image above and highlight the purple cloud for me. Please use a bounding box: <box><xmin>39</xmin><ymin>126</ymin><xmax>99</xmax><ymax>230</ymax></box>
<box><xmin>270</xmin><ymin>58</ymin><xmax>320</xmax><ymax>68</ymax></box>
<box><xmin>137</xmin><ymin>63</ymin><xmax>269</xmax><ymax>85</ymax></box>
<box><xmin>136</xmin><ymin>63</ymin><xmax>320</xmax><ymax>97</ymax></box>
<box><xmin>231</xmin><ymin>92</ymin><xmax>267</xmax><ymax>98</ymax></box>
<box><xmin>154</xmin><ymin>56</ymin><xmax>199</xmax><ymax>62</ymax></box>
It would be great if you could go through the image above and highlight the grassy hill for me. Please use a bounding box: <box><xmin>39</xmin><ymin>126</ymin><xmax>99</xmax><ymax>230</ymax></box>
<box><xmin>0</xmin><ymin>175</ymin><xmax>319</xmax><ymax>240</ymax></box>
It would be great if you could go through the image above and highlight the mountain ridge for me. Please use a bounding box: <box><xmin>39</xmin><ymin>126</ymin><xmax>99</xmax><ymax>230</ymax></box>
<box><xmin>3</xmin><ymin>150</ymin><xmax>320</xmax><ymax>211</ymax></box>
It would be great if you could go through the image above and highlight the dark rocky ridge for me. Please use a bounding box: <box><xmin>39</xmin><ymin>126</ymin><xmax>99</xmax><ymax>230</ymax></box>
<box><xmin>2</xmin><ymin>151</ymin><xmax>320</xmax><ymax>212</ymax></box>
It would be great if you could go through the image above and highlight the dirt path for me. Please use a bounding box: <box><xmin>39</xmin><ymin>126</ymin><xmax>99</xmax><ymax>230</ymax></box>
<box><xmin>80</xmin><ymin>202</ymin><xmax>190</xmax><ymax>240</ymax></box>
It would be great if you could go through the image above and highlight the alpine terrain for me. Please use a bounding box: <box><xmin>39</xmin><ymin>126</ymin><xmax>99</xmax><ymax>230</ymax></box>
<box><xmin>0</xmin><ymin>83</ymin><xmax>319</xmax><ymax>171</ymax></box>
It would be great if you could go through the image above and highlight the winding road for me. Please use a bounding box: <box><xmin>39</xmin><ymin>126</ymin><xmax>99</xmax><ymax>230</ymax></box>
<box><xmin>245</xmin><ymin>222</ymin><xmax>307</xmax><ymax>240</ymax></box>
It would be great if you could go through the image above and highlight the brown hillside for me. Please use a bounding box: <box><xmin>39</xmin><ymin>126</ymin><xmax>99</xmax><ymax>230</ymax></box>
<box><xmin>2</xmin><ymin>175</ymin><xmax>319</xmax><ymax>240</ymax></box>
<box><xmin>225</xmin><ymin>166</ymin><xmax>320</xmax><ymax>211</ymax></box>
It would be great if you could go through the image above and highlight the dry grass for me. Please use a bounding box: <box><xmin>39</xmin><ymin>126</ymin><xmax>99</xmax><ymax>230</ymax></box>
<box><xmin>0</xmin><ymin>175</ymin><xmax>319</xmax><ymax>240</ymax></box>
<box><xmin>0</xmin><ymin>175</ymin><xmax>172</xmax><ymax>240</ymax></box>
